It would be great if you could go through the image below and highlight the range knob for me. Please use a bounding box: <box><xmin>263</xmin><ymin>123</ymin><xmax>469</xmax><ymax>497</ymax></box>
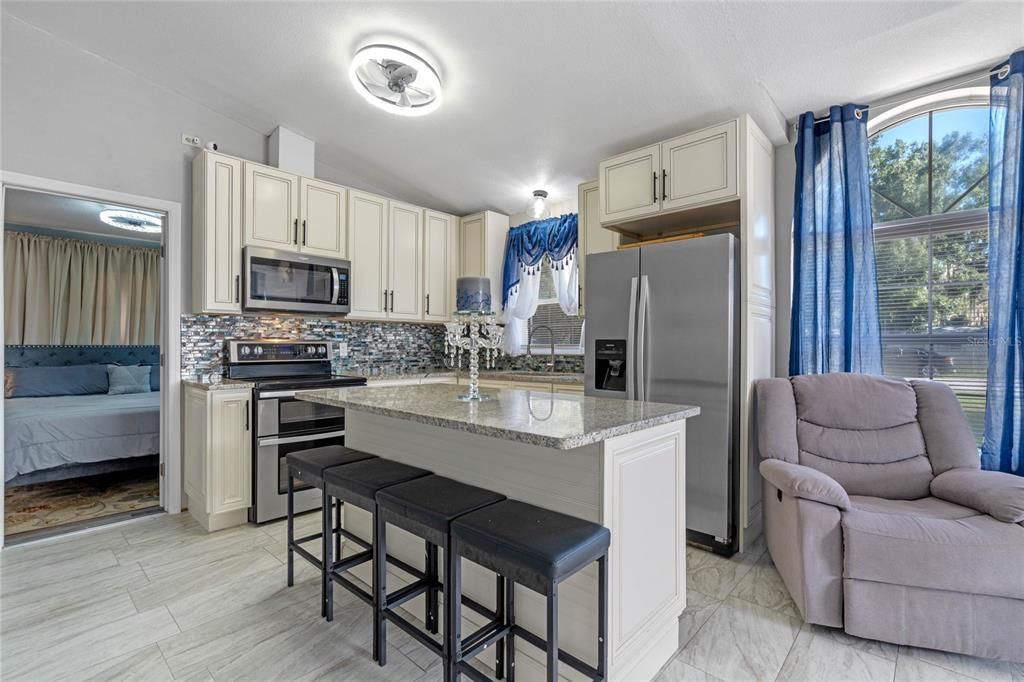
<box><xmin>306</xmin><ymin>345</ymin><xmax>317</xmax><ymax>355</ymax></box>
<box><xmin>253</xmin><ymin>346</ymin><xmax>264</xmax><ymax>356</ymax></box>
<box><xmin>318</xmin><ymin>345</ymin><xmax>327</xmax><ymax>356</ymax></box>
<box><xmin>240</xmin><ymin>345</ymin><xmax>251</xmax><ymax>356</ymax></box>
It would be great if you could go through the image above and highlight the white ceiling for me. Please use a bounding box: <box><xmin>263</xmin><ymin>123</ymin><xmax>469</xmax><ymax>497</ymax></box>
<box><xmin>4</xmin><ymin>2</ymin><xmax>1020</xmax><ymax>216</ymax></box>
<box><xmin>4</xmin><ymin>189</ymin><xmax>164</xmax><ymax>243</ymax></box>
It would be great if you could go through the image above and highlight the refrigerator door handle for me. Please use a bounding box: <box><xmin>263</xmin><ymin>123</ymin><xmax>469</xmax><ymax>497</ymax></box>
<box><xmin>637</xmin><ymin>275</ymin><xmax>650</xmax><ymax>402</ymax></box>
<box><xmin>626</xmin><ymin>276</ymin><xmax>638</xmax><ymax>400</ymax></box>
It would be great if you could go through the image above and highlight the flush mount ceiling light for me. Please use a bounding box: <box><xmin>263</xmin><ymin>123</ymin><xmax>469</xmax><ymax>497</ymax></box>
<box><xmin>528</xmin><ymin>190</ymin><xmax>550</xmax><ymax>220</ymax></box>
<box><xmin>349</xmin><ymin>44</ymin><xmax>442</xmax><ymax>116</ymax></box>
<box><xmin>99</xmin><ymin>209</ymin><xmax>162</xmax><ymax>234</ymax></box>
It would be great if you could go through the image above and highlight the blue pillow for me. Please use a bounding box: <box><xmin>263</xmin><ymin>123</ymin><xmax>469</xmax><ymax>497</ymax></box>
<box><xmin>5</xmin><ymin>365</ymin><xmax>110</xmax><ymax>398</ymax></box>
<box><xmin>146</xmin><ymin>364</ymin><xmax>161</xmax><ymax>391</ymax></box>
<box><xmin>107</xmin><ymin>365</ymin><xmax>152</xmax><ymax>395</ymax></box>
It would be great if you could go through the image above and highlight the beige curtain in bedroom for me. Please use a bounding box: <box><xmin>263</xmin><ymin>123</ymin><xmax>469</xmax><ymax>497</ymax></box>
<box><xmin>4</xmin><ymin>231</ymin><xmax>160</xmax><ymax>345</ymax></box>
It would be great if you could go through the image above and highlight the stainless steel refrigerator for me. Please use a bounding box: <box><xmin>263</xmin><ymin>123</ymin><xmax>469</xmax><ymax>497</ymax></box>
<box><xmin>585</xmin><ymin>233</ymin><xmax>739</xmax><ymax>555</ymax></box>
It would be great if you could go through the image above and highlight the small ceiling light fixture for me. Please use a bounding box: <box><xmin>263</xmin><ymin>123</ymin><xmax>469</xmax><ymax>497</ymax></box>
<box><xmin>99</xmin><ymin>209</ymin><xmax>162</xmax><ymax>234</ymax></box>
<box><xmin>349</xmin><ymin>44</ymin><xmax>442</xmax><ymax>117</ymax></box>
<box><xmin>528</xmin><ymin>190</ymin><xmax>550</xmax><ymax>220</ymax></box>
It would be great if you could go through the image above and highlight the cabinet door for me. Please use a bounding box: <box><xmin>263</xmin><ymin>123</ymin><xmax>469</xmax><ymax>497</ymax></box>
<box><xmin>661</xmin><ymin>120</ymin><xmax>737</xmax><ymax>211</ymax></box>
<box><xmin>197</xmin><ymin>152</ymin><xmax>242</xmax><ymax>313</ymax></box>
<box><xmin>598</xmin><ymin>144</ymin><xmax>661</xmax><ymax>224</ymax></box>
<box><xmin>459</xmin><ymin>213</ymin><xmax>485</xmax><ymax>276</ymax></box>
<box><xmin>388</xmin><ymin>201</ymin><xmax>423</xmax><ymax>320</ymax></box>
<box><xmin>423</xmin><ymin>210</ymin><xmax>452</xmax><ymax>321</ymax></box>
<box><xmin>243</xmin><ymin>163</ymin><xmax>300</xmax><ymax>250</ymax></box>
<box><xmin>300</xmin><ymin>178</ymin><xmax>347</xmax><ymax>258</ymax></box>
<box><xmin>347</xmin><ymin>190</ymin><xmax>389</xmax><ymax>319</ymax></box>
<box><xmin>209</xmin><ymin>391</ymin><xmax>251</xmax><ymax>514</ymax></box>
<box><xmin>577</xmin><ymin>180</ymin><xmax>620</xmax><ymax>316</ymax></box>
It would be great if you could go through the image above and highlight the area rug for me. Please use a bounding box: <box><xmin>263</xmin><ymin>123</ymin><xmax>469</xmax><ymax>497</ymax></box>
<box><xmin>4</xmin><ymin>469</ymin><xmax>160</xmax><ymax>537</ymax></box>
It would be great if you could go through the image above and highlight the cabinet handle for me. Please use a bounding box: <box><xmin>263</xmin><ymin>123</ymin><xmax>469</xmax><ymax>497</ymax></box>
<box><xmin>389</xmin><ymin>290</ymin><xmax>394</xmax><ymax>312</ymax></box>
<box><xmin>293</xmin><ymin>218</ymin><xmax>299</xmax><ymax>244</ymax></box>
<box><xmin>426</xmin><ymin>293</ymin><xmax>430</xmax><ymax>315</ymax></box>
<box><xmin>244</xmin><ymin>400</ymin><xmax>250</xmax><ymax>431</ymax></box>
<box><xmin>662</xmin><ymin>169</ymin><xmax>668</xmax><ymax>201</ymax></box>
<box><xmin>384</xmin><ymin>288</ymin><xmax>388</xmax><ymax>311</ymax></box>
<box><xmin>235</xmin><ymin>275</ymin><xmax>240</xmax><ymax>303</ymax></box>
<box><xmin>652</xmin><ymin>172</ymin><xmax>657</xmax><ymax>204</ymax></box>
<box><xmin>302</xmin><ymin>219</ymin><xmax>307</xmax><ymax>246</ymax></box>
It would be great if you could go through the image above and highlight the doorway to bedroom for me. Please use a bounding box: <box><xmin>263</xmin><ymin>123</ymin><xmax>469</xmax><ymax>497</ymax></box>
<box><xmin>3</xmin><ymin>188</ymin><xmax>164</xmax><ymax>542</ymax></box>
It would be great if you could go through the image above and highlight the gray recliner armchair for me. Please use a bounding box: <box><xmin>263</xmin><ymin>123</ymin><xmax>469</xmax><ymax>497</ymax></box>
<box><xmin>754</xmin><ymin>374</ymin><xmax>1024</xmax><ymax>662</ymax></box>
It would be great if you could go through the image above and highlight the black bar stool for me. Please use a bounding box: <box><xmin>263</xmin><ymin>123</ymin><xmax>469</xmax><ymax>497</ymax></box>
<box><xmin>450</xmin><ymin>500</ymin><xmax>611</xmax><ymax>682</ymax></box>
<box><xmin>375</xmin><ymin>475</ymin><xmax>507</xmax><ymax>673</ymax></box>
<box><xmin>285</xmin><ymin>445</ymin><xmax>377</xmax><ymax>618</ymax></box>
<box><xmin>322</xmin><ymin>458</ymin><xmax>431</xmax><ymax>658</ymax></box>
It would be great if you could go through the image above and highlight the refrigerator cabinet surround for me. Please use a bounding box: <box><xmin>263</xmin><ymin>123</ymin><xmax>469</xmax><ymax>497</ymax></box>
<box><xmin>584</xmin><ymin>233</ymin><xmax>739</xmax><ymax>554</ymax></box>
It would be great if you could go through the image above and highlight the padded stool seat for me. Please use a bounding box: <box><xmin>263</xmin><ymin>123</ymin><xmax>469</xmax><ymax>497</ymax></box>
<box><xmin>452</xmin><ymin>499</ymin><xmax>611</xmax><ymax>593</ymax></box>
<box><xmin>377</xmin><ymin>475</ymin><xmax>507</xmax><ymax>546</ymax></box>
<box><xmin>286</xmin><ymin>445</ymin><xmax>377</xmax><ymax>487</ymax></box>
<box><xmin>323</xmin><ymin>458</ymin><xmax>431</xmax><ymax>510</ymax></box>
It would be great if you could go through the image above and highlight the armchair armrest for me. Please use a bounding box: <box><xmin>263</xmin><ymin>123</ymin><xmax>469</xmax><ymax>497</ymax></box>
<box><xmin>760</xmin><ymin>459</ymin><xmax>850</xmax><ymax>510</ymax></box>
<box><xmin>931</xmin><ymin>468</ymin><xmax>1024</xmax><ymax>523</ymax></box>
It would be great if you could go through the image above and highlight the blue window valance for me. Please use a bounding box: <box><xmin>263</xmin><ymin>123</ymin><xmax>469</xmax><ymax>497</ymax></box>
<box><xmin>500</xmin><ymin>213</ymin><xmax>578</xmax><ymax>310</ymax></box>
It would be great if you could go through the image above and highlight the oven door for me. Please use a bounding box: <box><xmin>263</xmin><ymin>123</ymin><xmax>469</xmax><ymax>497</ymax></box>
<box><xmin>244</xmin><ymin>246</ymin><xmax>351</xmax><ymax>314</ymax></box>
<box><xmin>253</xmin><ymin>429</ymin><xmax>346</xmax><ymax>524</ymax></box>
<box><xmin>258</xmin><ymin>391</ymin><xmax>345</xmax><ymax>438</ymax></box>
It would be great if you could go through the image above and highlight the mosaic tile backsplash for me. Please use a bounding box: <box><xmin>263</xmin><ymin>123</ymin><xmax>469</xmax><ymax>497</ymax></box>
<box><xmin>180</xmin><ymin>313</ymin><xmax>585</xmax><ymax>379</ymax></box>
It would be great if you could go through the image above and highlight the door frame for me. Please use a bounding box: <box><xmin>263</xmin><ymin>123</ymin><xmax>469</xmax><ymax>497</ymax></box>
<box><xmin>0</xmin><ymin>171</ymin><xmax>184</xmax><ymax>547</ymax></box>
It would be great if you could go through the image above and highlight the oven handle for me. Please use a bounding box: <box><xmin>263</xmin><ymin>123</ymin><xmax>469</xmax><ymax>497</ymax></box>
<box><xmin>259</xmin><ymin>390</ymin><xmax>301</xmax><ymax>399</ymax></box>
<box><xmin>258</xmin><ymin>429</ymin><xmax>346</xmax><ymax>447</ymax></box>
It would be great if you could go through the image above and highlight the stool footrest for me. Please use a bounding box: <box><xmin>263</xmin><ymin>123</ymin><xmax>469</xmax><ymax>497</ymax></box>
<box><xmin>461</xmin><ymin>621</ymin><xmax>510</xmax><ymax>661</ymax></box>
<box><xmin>291</xmin><ymin>544</ymin><xmax>321</xmax><ymax>569</ymax></box>
<box><xmin>386</xmin><ymin>579</ymin><xmax>432</xmax><ymax>610</ymax></box>
<box><xmin>294</xmin><ymin>531</ymin><xmax>322</xmax><ymax>545</ymax></box>
<box><xmin>332</xmin><ymin>572</ymin><xmax>373</xmax><ymax>607</ymax></box>
<box><xmin>455</xmin><ymin>660</ymin><xmax>497</xmax><ymax>682</ymax></box>
<box><xmin>337</xmin><ymin>527</ymin><xmax>371</xmax><ymax>551</ymax></box>
<box><xmin>513</xmin><ymin>624</ymin><xmax>601</xmax><ymax>680</ymax></box>
<box><xmin>383</xmin><ymin>608</ymin><xmax>443</xmax><ymax>656</ymax></box>
<box><xmin>332</xmin><ymin>549</ymin><xmax>372</xmax><ymax>573</ymax></box>
<box><xmin>463</xmin><ymin>594</ymin><xmax>498</xmax><ymax>622</ymax></box>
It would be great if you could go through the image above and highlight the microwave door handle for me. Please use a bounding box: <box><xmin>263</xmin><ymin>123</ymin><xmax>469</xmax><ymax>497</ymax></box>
<box><xmin>330</xmin><ymin>267</ymin><xmax>340</xmax><ymax>304</ymax></box>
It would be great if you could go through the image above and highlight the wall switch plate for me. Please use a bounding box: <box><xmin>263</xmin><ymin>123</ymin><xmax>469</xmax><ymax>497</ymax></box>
<box><xmin>182</xmin><ymin>134</ymin><xmax>202</xmax><ymax>148</ymax></box>
<box><xmin>336</xmin><ymin>342</ymin><xmax>349</xmax><ymax>358</ymax></box>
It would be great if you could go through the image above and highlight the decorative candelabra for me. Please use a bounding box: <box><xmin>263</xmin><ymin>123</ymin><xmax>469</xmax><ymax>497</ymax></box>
<box><xmin>444</xmin><ymin>312</ymin><xmax>504</xmax><ymax>401</ymax></box>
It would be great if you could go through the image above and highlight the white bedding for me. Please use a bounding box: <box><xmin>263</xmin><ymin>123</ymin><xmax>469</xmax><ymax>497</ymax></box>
<box><xmin>4</xmin><ymin>392</ymin><xmax>160</xmax><ymax>481</ymax></box>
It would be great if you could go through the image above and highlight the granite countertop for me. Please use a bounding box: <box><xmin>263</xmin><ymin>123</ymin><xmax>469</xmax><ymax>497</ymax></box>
<box><xmin>296</xmin><ymin>384</ymin><xmax>698</xmax><ymax>450</ymax></box>
<box><xmin>182</xmin><ymin>377</ymin><xmax>255</xmax><ymax>391</ymax></box>
<box><xmin>361</xmin><ymin>370</ymin><xmax>582</xmax><ymax>385</ymax></box>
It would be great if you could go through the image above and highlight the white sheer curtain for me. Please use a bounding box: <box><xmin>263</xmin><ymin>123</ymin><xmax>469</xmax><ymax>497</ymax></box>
<box><xmin>501</xmin><ymin>253</ymin><xmax>578</xmax><ymax>355</ymax></box>
<box><xmin>4</xmin><ymin>231</ymin><xmax>160</xmax><ymax>345</ymax></box>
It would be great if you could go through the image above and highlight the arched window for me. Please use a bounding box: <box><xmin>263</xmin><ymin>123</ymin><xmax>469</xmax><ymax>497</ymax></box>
<box><xmin>869</xmin><ymin>90</ymin><xmax>989</xmax><ymax>441</ymax></box>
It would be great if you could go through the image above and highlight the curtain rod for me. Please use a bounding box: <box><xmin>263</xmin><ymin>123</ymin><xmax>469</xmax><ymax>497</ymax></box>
<box><xmin>794</xmin><ymin>63</ymin><xmax>1012</xmax><ymax>130</ymax></box>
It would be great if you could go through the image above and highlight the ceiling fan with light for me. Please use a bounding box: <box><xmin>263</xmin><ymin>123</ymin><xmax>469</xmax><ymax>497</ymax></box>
<box><xmin>349</xmin><ymin>44</ymin><xmax>442</xmax><ymax>117</ymax></box>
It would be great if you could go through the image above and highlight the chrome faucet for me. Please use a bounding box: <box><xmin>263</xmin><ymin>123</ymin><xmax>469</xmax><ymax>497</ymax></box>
<box><xmin>527</xmin><ymin>324</ymin><xmax>557</xmax><ymax>372</ymax></box>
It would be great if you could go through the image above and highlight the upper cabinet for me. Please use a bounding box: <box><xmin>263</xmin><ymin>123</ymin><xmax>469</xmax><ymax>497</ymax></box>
<box><xmin>192</xmin><ymin>151</ymin><xmax>242</xmax><ymax>314</ymax></box>
<box><xmin>577</xmin><ymin>180</ymin><xmax>620</xmax><ymax>316</ymax></box>
<box><xmin>243</xmin><ymin>163</ymin><xmax>300</xmax><ymax>249</ymax></box>
<box><xmin>459</xmin><ymin>210</ymin><xmax>509</xmax><ymax>314</ymax></box>
<box><xmin>347</xmin><ymin>190</ymin><xmax>389</xmax><ymax>319</ymax></box>
<box><xmin>423</xmin><ymin>210</ymin><xmax>457</xmax><ymax>321</ymax></box>
<box><xmin>299</xmin><ymin>178</ymin><xmax>347</xmax><ymax>258</ymax></box>
<box><xmin>599</xmin><ymin>120</ymin><xmax>738</xmax><ymax>226</ymax></box>
<box><xmin>387</xmin><ymin>201</ymin><xmax>423</xmax><ymax>321</ymax></box>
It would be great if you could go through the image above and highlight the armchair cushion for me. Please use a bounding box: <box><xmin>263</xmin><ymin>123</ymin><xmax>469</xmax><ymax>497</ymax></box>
<box><xmin>760</xmin><ymin>459</ymin><xmax>850</xmax><ymax>510</ymax></box>
<box><xmin>931</xmin><ymin>468</ymin><xmax>1024</xmax><ymax>524</ymax></box>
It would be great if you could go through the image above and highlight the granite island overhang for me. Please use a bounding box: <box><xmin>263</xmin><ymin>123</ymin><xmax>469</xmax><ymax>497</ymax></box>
<box><xmin>296</xmin><ymin>383</ymin><xmax>700</xmax><ymax>680</ymax></box>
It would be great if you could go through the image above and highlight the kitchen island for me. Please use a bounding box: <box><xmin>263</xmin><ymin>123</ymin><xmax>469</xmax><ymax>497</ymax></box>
<box><xmin>296</xmin><ymin>383</ymin><xmax>699</xmax><ymax>681</ymax></box>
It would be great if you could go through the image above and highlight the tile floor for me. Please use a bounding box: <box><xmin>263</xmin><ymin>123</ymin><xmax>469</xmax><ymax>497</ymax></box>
<box><xmin>0</xmin><ymin>511</ymin><xmax>1020</xmax><ymax>681</ymax></box>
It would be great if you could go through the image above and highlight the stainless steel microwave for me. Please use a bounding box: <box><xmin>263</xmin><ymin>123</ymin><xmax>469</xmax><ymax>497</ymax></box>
<box><xmin>243</xmin><ymin>247</ymin><xmax>351</xmax><ymax>315</ymax></box>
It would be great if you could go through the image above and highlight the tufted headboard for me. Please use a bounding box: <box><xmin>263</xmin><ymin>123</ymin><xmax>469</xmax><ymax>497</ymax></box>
<box><xmin>4</xmin><ymin>345</ymin><xmax>160</xmax><ymax>368</ymax></box>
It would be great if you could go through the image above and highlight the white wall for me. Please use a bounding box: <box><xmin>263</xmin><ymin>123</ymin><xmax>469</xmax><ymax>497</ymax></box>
<box><xmin>508</xmin><ymin>196</ymin><xmax>578</xmax><ymax>229</ymax></box>
<box><xmin>1</xmin><ymin>16</ymin><xmax>268</xmax><ymax>303</ymax></box>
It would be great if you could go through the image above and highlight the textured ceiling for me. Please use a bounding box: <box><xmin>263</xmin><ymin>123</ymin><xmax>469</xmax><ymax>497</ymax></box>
<box><xmin>3</xmin><ymin>1</ymin><xmax>1020</xmax><ymax>216</ymax></box>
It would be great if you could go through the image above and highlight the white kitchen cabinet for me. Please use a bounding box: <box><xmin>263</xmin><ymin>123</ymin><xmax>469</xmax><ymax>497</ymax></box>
<box><xmin>388</xmin><ymin>201</ymin><xmax>423</xmax><ymax>320</ymax></box>
<box><xmin>423</xmin><ymin>210</ymin><xmax>456</xmax><ymax>321</ymax></box>
<box><xmin>183</xmin><ymin>385</ymin><xmax>252</xmax><ymax>532</ymax></box>
<box><xmin>192</xmin><ymin>151</ymin><xmax>242</xmax><ymax>314</ymax></box>
<box><xmin>577</xmin><ymin>180</ymin><xmax>620</xmax><ymax>315</ymax></box>
<box><xmin>459</xmin><ymin>210</ymin><xmax>509</xmax><ymax>314</ymax></box>
<box><xmin>661</xmin><ymin>120</ymin><xmax>737</xmax><ymax>211</ymax></box>
<box><xmin>243</xmin><ymin>162</ymin><xmax>300</xmax><ymax>249</ymax></box>
<box><xmin>598</xmin><ymin>144</ymin><xmax>661</xmax><ymax>224</ymax></box>
<box><xmin>347</xmin><ymin>190</ymin><xmax>389</xmax><ymax>319</ymax></box>
<box><xmin>299</xmin><ymin>178</ymin><xmax>347</xmax><ymax>258</ymax></box>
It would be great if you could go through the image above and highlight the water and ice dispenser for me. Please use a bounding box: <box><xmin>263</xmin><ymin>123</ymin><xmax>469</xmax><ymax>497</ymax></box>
<box><xmin>594</xmin><ymin>339</ymin><xmax>628</xmax><ymax>392</ymax></box>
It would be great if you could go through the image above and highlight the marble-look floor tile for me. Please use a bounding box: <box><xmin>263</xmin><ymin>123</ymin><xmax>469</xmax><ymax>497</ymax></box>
<box><xmin>0</xmin><ymin>524</ymin><xmax>128</xmax><ymax>569</ymax></box>
<box><xmin>120</xmin><ymin>511</ymin><xmax>200</xmax><ymax>544</ymax></box>
<box><xmin>731</xmin><ymin>551</ymin><xmax>800</xmax><ymax>619</ymax></box>
<box><xmin>1</xmin><ymin>607</ymin><xmax>179</xmax><ymax>681</ymax></box>
<box><xmin>685</xmin><ymin>546</ymin><xmax>760</xmax><ymax>601</ymax></box>
<box><xmin>894</xmin><ymin>651</ymin><xmax>983</xmax><ymax>681</ymax></box>
<box><xmin>66</xmin><ymin>643</ymin><xmax>175</xmax><ymax>682</ymax></box>
<box><xmin>2</xmin><ymin>590</ymin><xmax>139</xmax><ymax>657</ymax></box>
<box><xmin>777</xmin><ymin>624</ymin><xmax>895</xmax><ymax>681</ymax></box>
<box><xmin>0</xmin><ymin>560</ymin><xmax>149</xmax><ymax>618</ymax></box>
<box><xmin>678</xmin><ymin>589</ymin><xmax>721</xmax><ymax>648</ymax></box>
<box><xmin>655</xmin><ymin>652</ymin><xmax>722</xmax><ymax>681</ymax></box>
<box><xmin>679</xmin><ymin>596</ymin><xmax>801</xmax><ymax>682</ymax></box>
<box><xmin>0</xmin><ymin>548</ymin><xmax>119</xmax><ymax>593</ymax></box>
<box><xmin>114</xmin><ymin>524</ymin><xmax>273</xmax><ymax>572</ymax></box>
<box><xmin>798</xmin><ymin>623</ymin><xmax>898</xmax><ymax>662</ymax></box>
<box><xmin>899</xmin><ymin>645</ymin><xmax>1018</xmax><ymax>682</ymax></box>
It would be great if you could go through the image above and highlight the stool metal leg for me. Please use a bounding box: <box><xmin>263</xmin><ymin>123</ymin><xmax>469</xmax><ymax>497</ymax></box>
<box><xmin>334</xmin><ymin>498</ymin><xmax>342</xmax><ymax>558</ymax></box>
<box><xmin>373</xmin><ymin>507</ymin><xmax>387</xmax><ymax>666</ymax></box>
<box><xmin>445</xmin><ymin>544</ymin><xmax>463</xmax><ymax>682</ymax></box>
<box><xmin>597</xmin><ymin>554</ymin><xmax>608</xmax><ymax>680</ymax></box>
<box><xmin>495</xmin><ymin>574</ymin><xmax>505</xmax><ymax>679</ymax></box>
<box><xmin>322</xmin><ymin>488</ymin><xmax>333</xmax><ymax>621</ymax></box>
<box><xmin>426</xmin><ymin>543</ymin><xmax>439</xmax><ymax>634</ymax></box>
<box><xmin>286</xmin><ymin>472</ymin><xmax>295</xmax><ymax>588</ymax></box>
<box><xmin>505</xmin><ymin>577</ymin><xmax>515</xmax><ymax>682</ymax></box>
<box><xmin>546</xmin><ymin>583</ymin><xmax>558</xmax><ymax>682</ymax></box>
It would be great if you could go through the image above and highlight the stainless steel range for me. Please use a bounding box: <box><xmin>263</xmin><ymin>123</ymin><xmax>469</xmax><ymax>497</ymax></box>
<box><xmin>225</xmin><ymin>339</ymin><xmax>366</xmax><ymax>523</ymax></box>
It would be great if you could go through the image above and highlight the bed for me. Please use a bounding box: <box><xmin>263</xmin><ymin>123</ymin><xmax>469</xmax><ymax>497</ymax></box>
<box><xmin>4</xmin><ymin>345</ymin><xmax>161</xmax><ymax>487</ymax></box>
